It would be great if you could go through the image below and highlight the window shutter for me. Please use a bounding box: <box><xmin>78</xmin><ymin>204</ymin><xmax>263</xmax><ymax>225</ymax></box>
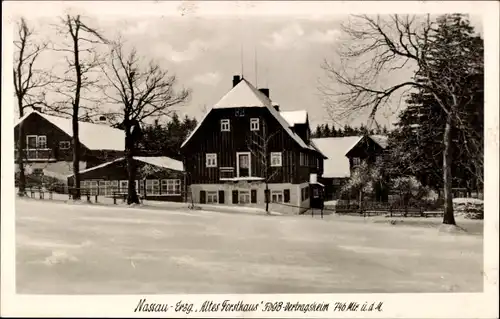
<box><xmin>218</xmin><ymin>190</ymin><xmax>225</xmax><ymax>204</ymax></box>
<box><xmin>232</xmin><ymin>190</ymin><xmax>239</xmax><ymax>204</ymax></box>
<box><xmin>251</xmin><ymin>189</ymin><xmax>257</xmax><ymax>203</ymax></box>
<box><xmin>200</xmin><ymin>190</ymin><xmax>206</xmax><ymax>204</ymax></box>
<box><xmin>284</xmin><ymin>189</ymin><xmax>290</xmax><ymax>203</ymax></box>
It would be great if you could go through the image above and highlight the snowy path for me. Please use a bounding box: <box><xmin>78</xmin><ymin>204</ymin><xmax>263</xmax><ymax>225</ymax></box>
<box><xmin>15</xmin><ymin>198</ymin><xmax>483</xmax><ymax>294</ymax></box>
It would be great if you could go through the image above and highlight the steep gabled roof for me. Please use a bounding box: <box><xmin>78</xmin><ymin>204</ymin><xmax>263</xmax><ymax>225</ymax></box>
<box><xmin>181</xmin><ymin>78</ymin><xmax>309</xmax><ymax>150</ymax></box>
<box><xmin>15</xmin><ymin>110</ymin><xmax>125</xmax><ymax>151</ymax></box>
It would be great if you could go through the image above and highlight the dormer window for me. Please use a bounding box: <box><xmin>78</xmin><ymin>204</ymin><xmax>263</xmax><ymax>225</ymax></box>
<box><xmin>221</xmin><ymin>119</ymin><xmax>230</xmax><ymax>132</ymax></box>
<box><xmin>235</xmin><ymin>109</ymin><xmax>245</xmax><ymax>117</ymax></box>
<box><xmin>250</xmin><ymin>118</ymin><xmax>259</xmax><ymax>131</ymax></box>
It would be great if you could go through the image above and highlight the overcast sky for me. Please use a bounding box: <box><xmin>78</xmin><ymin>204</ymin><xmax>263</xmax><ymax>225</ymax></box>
<box><xmin>11</xmin><ymin>3</ymin><xmax>483</xmax><ymax>130</ymax></box>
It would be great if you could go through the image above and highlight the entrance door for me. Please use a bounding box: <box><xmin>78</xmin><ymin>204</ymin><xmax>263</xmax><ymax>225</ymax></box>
<box><xmin>237</xmin><ymin>153</ymin><xmax>250</xmax><ymax>177</ymax></box>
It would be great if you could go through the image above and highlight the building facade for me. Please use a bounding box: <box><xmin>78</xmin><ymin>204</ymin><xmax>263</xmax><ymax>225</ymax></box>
<box><xmin>180</xmin><ymin>75</ymin><xmax>326</xmax><ymax>214</ymax></box>
<box><xmin>67</xmin><ymin>156</ymin><xmax>185</xmax><ymax>202</ymax></box>
<box><xmin>14</xmin><ymin>110</ymin><xmax>125</xmax><ymax>185</ymax></box>
<box><xmin>312</xmin><ymin>135</ymin><xmax>388</xmax><ymax>201</ymax></box>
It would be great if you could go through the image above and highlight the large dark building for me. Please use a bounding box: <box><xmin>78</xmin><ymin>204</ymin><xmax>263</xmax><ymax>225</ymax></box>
<box><xmin>180</xmin><ymin>75</ymin><xmax>326</xmax><ymax>214</ymax></box>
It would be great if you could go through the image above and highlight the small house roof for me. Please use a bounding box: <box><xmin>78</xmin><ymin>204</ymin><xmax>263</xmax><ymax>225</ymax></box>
<box><xmin>15</xmin><ymin>110</ymin><xmax>125</xmax><ymax>151</ymax></box>
<box><xmin>311</xmin><ymin>136</ymin><xmax>362</xmax><ymax>178</ymax></box>
<box><xmin>70</xmin><ymin>156</ymin><xmax>183</xmax><ymax>177</ymax></box>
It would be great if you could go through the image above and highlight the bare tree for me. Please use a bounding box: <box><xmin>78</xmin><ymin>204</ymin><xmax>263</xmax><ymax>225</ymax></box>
<box><xmin>320</xmin><ymin>14</ymin><xmax>483</xmax><ymax>225</ymax></box>
<box><xmin>13</xmin><ymin>18</ymin><xmax>50</xmax><ymax>196</ymax></box>
<box><xmin>101</xmin><ymin>39</ymin><xmax>190</xmax><ymax>204</ymax></box>
<box><xmin>247</xmin><ymin>120</ymin><xmax>280</xmax><ymax>214</ymax></box>
<box><xmin>47</xmin><ymin>15</ymin><xmax>108</xmax><ymax>200</ymax></box>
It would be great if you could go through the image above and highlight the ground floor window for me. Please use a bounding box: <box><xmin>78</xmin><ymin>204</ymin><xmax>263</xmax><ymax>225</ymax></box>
<box><xmin>271</xmin><ymin>190</ymin><xmax>283</xmax><ymax>203</ymax></box>
<box><xmin>161</xmin><ymin>179</ymin><xmax>181</xmax><ymax>195</ymax></box>
<box><xmin>120</xmin><ymin>180</ymin><xmax>128</xmax><ymax>192</ymax></box>
<box><xmin>207</xmin><ymin>191</ymin><xmax>218</xmax><ymax>204</ymax></box>
<box><xmin>239</xmin><ymin>190</ymin><xmax>251</xmax><ymax>204</ymax></box>
<box><xmin>81</xmin><ymin>180</ymin><xmax>98</xmax><ymax>195</ymax></box>
<box><xmin>145</xmin><ymin>179</ymin><xmax>160</xmax><ymax>195</ymax></box>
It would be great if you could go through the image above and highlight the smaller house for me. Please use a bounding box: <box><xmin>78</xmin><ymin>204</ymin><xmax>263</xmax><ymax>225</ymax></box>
<box><xmin>312</xmin><ymin>135</ymin><xmax>388</xmax><ymax>200</ymax></box>
<box><xmin>67</xmin><ymin>156</ymin><xmax>185</xmax><ymax>202</ymax></box>
<box><xmin>14</xmin><ymin>110</ymin><xmax>125</xmax><ymax>184</ymax></box>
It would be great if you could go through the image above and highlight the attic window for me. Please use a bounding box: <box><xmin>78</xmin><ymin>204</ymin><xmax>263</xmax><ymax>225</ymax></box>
<box><xmin>235</xmin><ymin>109</ymin><xmax>245</xmax><ymax>117</ymax></box>
<box><xmin>59</xmin><ymin>141</ymin><xmax>71</xmax><ymax>150</ymax></box>
<box><xmin>221</xmin><ymin>119</ymin><xmax>230</xmax><ymax>132</ymax></box>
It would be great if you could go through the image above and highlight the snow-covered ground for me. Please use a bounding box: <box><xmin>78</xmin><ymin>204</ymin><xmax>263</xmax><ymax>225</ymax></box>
<box><xmin>15</xmin><ymin>198</ymin><xmax>483</xmax><ymax>294</ymax></box>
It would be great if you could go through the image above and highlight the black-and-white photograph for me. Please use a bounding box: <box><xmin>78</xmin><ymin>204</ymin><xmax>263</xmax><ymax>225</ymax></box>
<box><xmin>1</xmin><ymin>1</ymin><xmax>498</xmax><ymax>317</ymax></box>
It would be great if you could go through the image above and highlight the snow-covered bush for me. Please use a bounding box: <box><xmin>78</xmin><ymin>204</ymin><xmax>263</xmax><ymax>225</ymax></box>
<box><xmin>453</xmin><ymin>198</ymin><xmax>484</xmax><ymax>220</ymax></box>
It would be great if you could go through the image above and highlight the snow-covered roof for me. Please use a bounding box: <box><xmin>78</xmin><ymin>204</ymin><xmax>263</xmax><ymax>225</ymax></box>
<box><xmin>181</xmin><ymin>78</ymin><xmax>309</xmax><ymax>150</ymax></box>
<box><xmin>15</xmin><ymin>110</ymin><xmax>125</xmax><ymax>151</ymax></box>
<box><xmin>370</xmin><ymin>135</ymin><xmax>389</xmax><ymax>149</ymax></box>
<box><xmin>280</xmin><ymin>110</ymin><xmax>308</xmax><ymax>126</ymax></box>
<box><xmin>312</xmin><ymin>135</ymin><xmax>388</xmax><ymax>178</ymax></box>
<box><xmin>311</xmin><ymin>136</ymin><xmax>362</xmax><ymax>178</ymax></box>
<box><xmin>134</xmin><ymin>156</ymin><xmax>184</xmax><ymax>172</ymax></box>
<box><xmin>70</xmin><ymin>156</ymin><xmax>184</xmax><ymax>177</ymax></box>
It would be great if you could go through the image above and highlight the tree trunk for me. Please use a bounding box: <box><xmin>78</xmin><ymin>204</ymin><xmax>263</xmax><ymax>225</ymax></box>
<box><xmin>72</xmin><ymin>112</ymin><xmax>81</xmax><ymax>200</ymax></box>
<box><xmin>17</xmin><ymin>119</ymin><xmax>26</xmax><ymax>196</ymax></box>
<box><xmin>442</xmin><ymin>114</ymin><xmax>456</xmax><ymax>225</ymax></box>
<box><xmin>265</xmin><ymin>183</ymin><xmax>270</xmax><ymax>214</ymax></box>
<box><xmin>126</xmin><ymin>132</ymin><xmax>139</xmax><ymax>204</ymax></box>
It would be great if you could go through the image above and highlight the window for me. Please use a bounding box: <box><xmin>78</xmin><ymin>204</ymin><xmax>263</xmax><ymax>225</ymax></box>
<box><xmin>206</xmin><ymin>153</ymin><xmax>217</xmax><ymax>167</ymax></box>
<box><xmin>161</xmin><ymin>179</ymin><xmax>181</xmax><ymax>195</ymax></box>
<box><xmin>26</xmin><ymin>135</ymin><xmax>38</xmax><ymax>149</ymax></box>
<box><xmin>352</xmin><ymin>157</ymin><xmax>361</xmax><ymax>166</ymax></box>
<box><xmin>207</xmin><ymin>191</ymin><xmax>218</xmax><ymax>204</ymax></box>
<box><xmin>271</xmin><ymin>190</ymin><xmax>283</xmax><ymax>203</ymax></box>
<box><xmin>37</xmin><ymin>136</ymin><xmax>47</xmax><ymax>148</ymax></box>
<box><xmin>250</xmin><ymin>118</ymin><xmax>259</xmax><ymax>131</ymax></box>
<box><xmin>239</xmin><ymin>190</ymin><xmax>250</xmax><ymax>204</ymax></box>
<box><xmin>88</xmin><ymin>181</ymin><xmax>98</xmax><ymax>195</ymax></box>
<box><xmin>146</xmin><ymin>179</ymin><xmax>160</xmax><ymax>195</ymax></box>
<box><xmin>300</xmin><ymin>152</ymin><xmax>305</xmax><ymax>166</ymax></box>
<box><xmin>26</xmin><ymin>135</ymin><xmax>47</xmax><ymax>148</ymax></box>
<box><xmin>59</xmin><ymin>141</ymin><xmax>70</xmax><ymax>150</ymax></box>
<box><xmin>221</xmin><ymin>119</ymin><xmax>230</xmax><ymax>131</ymax></box>
<box><xmin>110</xmin><ymin>180</ymin><xmax>119</xmax><ymax>194</ymax></box>
<box><xmin>235</xmin><ymin>109</ymin><xmax>245</xmax><ymax>117</ymax></box>
<box><xmin>120</xmin><ymin>180</ymin><xmax>128</xmax><ymax>193</ymax></box>
<box><xmin>270</xmin><ymin>152</ymin><xmax>282</xmax><ymax>167</ymax></box>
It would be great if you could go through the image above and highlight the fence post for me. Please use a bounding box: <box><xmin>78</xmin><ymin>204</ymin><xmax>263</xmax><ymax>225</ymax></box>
<box><xmin>49</xmin><ymin>191</ymin><xmax>53</xmax><ymax>200</ymax></box>
<box><xmin>39</xmin><ymin>186</ymin><xmax>42</xmax><ymax>199</ymax></box>
<box><xmin>113</xmin><ymin>192</ymin><xmax>117</xmax><ymax>205</ymax></box>
<box><xmin>95</xmin><ymin>194</ymin><xmax>98</xmax><ymax>203</ymax></box>
<box><xmin>86</xmin><ymin>192</ymin><xmax>91</xmax><ymax>202</ymax></box>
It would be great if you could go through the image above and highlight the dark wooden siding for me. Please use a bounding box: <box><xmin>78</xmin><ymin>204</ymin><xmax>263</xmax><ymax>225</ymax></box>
<box><xmin>183</xmin><ymin>107</ymin><xmax>311</xmax><ymax>185</ymax></box>
<box><xmin>346</xmin><ymin>136</ymin><xmax>384</xmax><ymax>171</ymax></box>
<box><xmin>14</xmin><ymin>113</ymin><xmax>124</xmax><ymax>165</ymax></box>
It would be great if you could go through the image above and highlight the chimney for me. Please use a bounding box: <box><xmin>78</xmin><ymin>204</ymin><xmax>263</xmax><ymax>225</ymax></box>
<box><xmin>97</xmin><ymin>115</ymin><xmax>107</xmax><ymax>124</ymax></box>
<box><xmin>273</xmin><ymin>104</ymin><xmax>280</xmax><ymax>112</ymax></box>
<box><xmin>32</xmin><ymin>106</ymin><xmax>42</xmax><ymax>113</ymax></box>
<box><xmin>232</xmin><ymin>75</ymin><xmax>241</xmax><ymax>87</ymax></box>
<box><xmin>258</xmin><ymin>88</ymin><xmax>270</xmax><ymax>98</ymax></box>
